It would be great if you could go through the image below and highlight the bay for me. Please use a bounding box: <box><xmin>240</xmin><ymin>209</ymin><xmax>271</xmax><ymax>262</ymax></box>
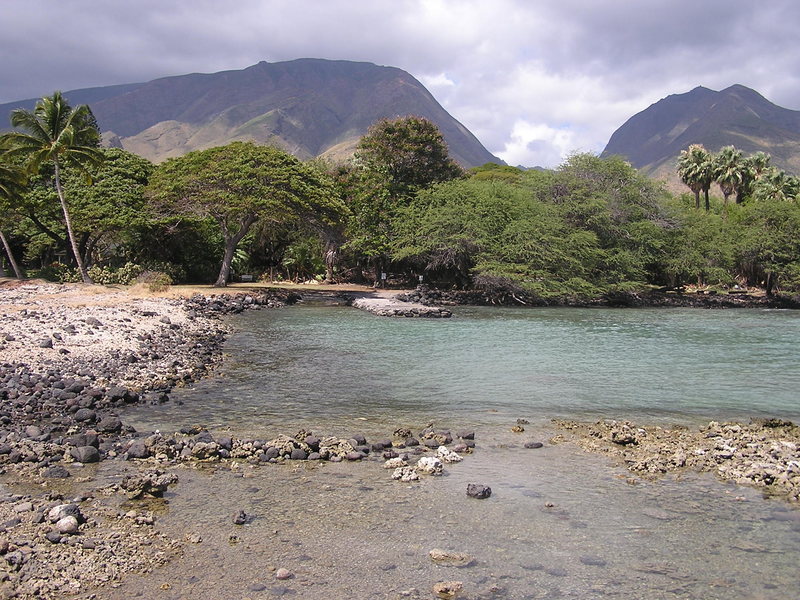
<box><xmin>113</xmin><ymin>305</ymin><xmax>800</xmax><ymax>600</ymax></box>
<box><xmin>124</xmin><ymin>305</ymin><xmax>800</xmax><ymax>434</ymax></box>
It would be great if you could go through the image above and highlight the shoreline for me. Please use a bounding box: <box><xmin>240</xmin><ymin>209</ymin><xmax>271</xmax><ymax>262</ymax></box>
<box><xmin>1</xmin><ymin>280</ymin><xmax>799</xmax><ymax>598</ymax></box>
<box><xmin>395</xmin><ymin>284</ymin><xmax>800</xmax><ymax>310</ymax></box>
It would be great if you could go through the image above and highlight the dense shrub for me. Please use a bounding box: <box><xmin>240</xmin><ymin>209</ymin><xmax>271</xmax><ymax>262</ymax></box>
<box><xmin>135</xmin><ymin>270</ymin><xmax>173</xmax><ymax>292</ymax></box>
<box><xmin>38</xmin><ymin>260</ymin><xmax>184</xmax><ymax>286</ymax></box>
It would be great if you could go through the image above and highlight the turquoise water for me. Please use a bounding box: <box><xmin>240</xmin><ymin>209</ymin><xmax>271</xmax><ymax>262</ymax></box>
<box><xmin>127</xmin><ymin>305</ymin><xmax>800</xmax><ymax>433</ymax></box>
<box><xmin>115</xmin><ymin>305</ymin><xmax>800</xmax><ymax>600</ymax></box>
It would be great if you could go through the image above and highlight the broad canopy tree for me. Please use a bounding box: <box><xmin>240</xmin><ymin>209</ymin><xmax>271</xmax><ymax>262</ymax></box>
<box><xmin>147</xmin><ymin>141</ymin><xmax>346</xmax><ymax>287</ymax></box>
<box><xmin>0</xmin><ymin>92</ymin><xmax>104</xmax><ymax>283</ymax></box>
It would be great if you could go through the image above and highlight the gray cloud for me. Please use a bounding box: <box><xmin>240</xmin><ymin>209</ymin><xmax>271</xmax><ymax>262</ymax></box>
<box><xmin>2</xmin><ymin>0</ymin><xmax>798</xmax><ymax>167</ymax></box>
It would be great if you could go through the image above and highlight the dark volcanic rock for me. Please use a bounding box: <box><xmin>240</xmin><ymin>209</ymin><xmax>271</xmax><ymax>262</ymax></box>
<box><xmin>70</xmin><ymin>446</ymin><xmax>100</xmax><ymax>463</ymax></box>
<box><xmin>73</xmin><ymin>408</ymin><xmax>97</xmax><ymax>423</ymax></box>
<box><xmin>42</xmin><ymin>464</ymin><xmax>71</xmax><ymax>478</ymax></box>
<box><xmin>125</xmin><ymin>440</ymin><xmax>150</xmax><ymax>459</ymax></box>
<box><xmin>98</xmin><ymin>415</ymin><xmax>122</xmax><ymax>433</ymax></box>
<box><xmin>290</xmin><ymin>448</ymin><xmax>308</xmax><ymax>460</ymax></box>
<box><xmin>466</xmin><ymin>484</ymin><xmax>492</xmax><ymax>499</ymax></box>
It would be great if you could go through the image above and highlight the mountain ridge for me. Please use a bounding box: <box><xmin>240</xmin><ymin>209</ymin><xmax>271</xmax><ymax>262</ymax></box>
<box><xmin>0</xmin><ymin>58</ymin><xmax>501</xmax><ymax>168</ymax></box>
<box><xmin>602</xmin><ymin>84</ymin><xmax>800</xmax><ymax>190</ymax></box>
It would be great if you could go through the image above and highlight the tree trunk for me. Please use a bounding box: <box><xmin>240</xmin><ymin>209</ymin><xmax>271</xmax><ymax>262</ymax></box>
<box><xmin>693</xmin><ymin>189</ymin><xmax>700</xmax><ymax>210</ymax></box>
<box><xmin>0</xmin><ymin>230</ymin><xmax>24</xmax><ymax>280</ymax></box>
<box><xmin>54</xmin><ymin>161</ymin><xmax>92</xmax><ymax>284</ymax></box>
<box><xmin>323</xmin><ymin>238</ymin><xmax>339</xmax><ymax>283</ymax></box>
<box><xmin>213</xmin><ymin>214</ymin><xmax>257</xmax><ymax>287</ymax></box>
<box><xmin>703</xmin><ymin>188</ymin><xmax>710</xmax><ymax>212</ymax></box>
<box><xmin>765</xmin><ymin>272</ymin><xmax>775</xmax><ymax>297</ymax></box>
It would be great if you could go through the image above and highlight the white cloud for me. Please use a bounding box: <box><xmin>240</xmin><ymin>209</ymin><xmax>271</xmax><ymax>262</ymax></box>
<box><xmin>419</xmin><ymin>73</ymin><xmax>456</xmax><ymax>89</ymax></box>
<box><xmin>497</xmin><ymin>120</ymin><xmax>578</xmax><ymax>168</ymax></box>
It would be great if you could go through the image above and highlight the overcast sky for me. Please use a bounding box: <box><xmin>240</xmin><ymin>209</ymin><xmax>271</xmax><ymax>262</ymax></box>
<box><xmin>1</xmin><ymin>0</ymin><xmax>798</xmax><ymax>167</ymax></box>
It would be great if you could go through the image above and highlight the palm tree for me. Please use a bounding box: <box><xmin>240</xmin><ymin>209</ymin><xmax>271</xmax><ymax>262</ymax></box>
<box><xmin>738</xmin><ymin>151</ymin><xmax>772</xmax><ymax>203</ymax></box>
<box><xmin>712</xmin><ymin>146</ymin><xmax>745</xmax><ymax>206</ymax></box>
<box><xmin>0</xmin><ymin>152</ymin><xmax>28</xmax><ymax>279</ymax></box>
<box><xmin>677</xmin><ymin>144</ymin><xmax>714</xmax><ymax>210</ymax></box>
<box><xmin>0</xmin><ymin>92</ymin><xmax>103</xmax><ymax>283</ymax></box>
<box><xmin>751</xmin><ymin>167</ymin><xmax>800</xmax><ymax>202</ymax></box>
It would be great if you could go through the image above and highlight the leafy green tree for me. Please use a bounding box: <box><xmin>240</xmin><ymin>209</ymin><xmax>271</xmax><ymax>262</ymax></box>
<box><xmin>660</xmin><ymin>205</ymin><xmax>736</xmax><ymax>288</ymax></box>
<box><xmin>354</xmin><ymin>116</ymin><xmax>463</xmax><ymax>197</ymax></box>
<box><xmin>392</xmin><ymin>154</ymin><xmax>673</xmax><ymax>299</ymax></box>
<box><xmin>0</xmin><ymin>151</ymin><xmax>28</xmax><ymax>279</ymax></box>
<box><xmin>147</xmin><ymin>141</ymin><xmax>346</xmax><ymax>287</ymax></box>
<box><xmin>346</xmin><ymin>117</ymin><xmax>463</xmax><ymax>276</ymax></box>
<box><xmin>468</xmin><ymin>163</ymin><xmax>524</xmax><ymax>184</ymax></box>
<box><xmin>0</xmin><ymin>92</ymin><xmax>103</xmax><ymax>283</ymax></box>
<box><xmin>393</xmin><ymin>178</ymin><xmax>525</xmax><ymax>288</ymax></box>
<box><xmin>18</xmin><ymin>148</ymin><xmax>153</xmax><ymax>268</ymax></box>
<box><xmin>735</xmin><ymin>200</ymin><xmax>800</xmax><ymax>295</ymax></box>
<box><xmin>677</xmin><ymin>144</ymin><xmax>714</xmax><ymax>210</ymax></box>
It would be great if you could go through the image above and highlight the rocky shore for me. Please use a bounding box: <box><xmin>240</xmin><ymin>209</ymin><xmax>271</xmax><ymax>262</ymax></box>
<box><xmin>0</xmin><ymin>280</ymin><xmax>486</xmax><ymax>598</ymax></box>
<box><xmin>0</xmin><ymin>281</ymin><xmax>302</xmax><ymax>598</ymax></box>
<box><xmin>553</xmin><ymin>418</ymin><xmax>800</xmax><ymax>502</ymax></box>
<box><xmin>397</xmin><ymin>284</ymin><xmax>800</xmax><ymax>309</ymax></box>
<box><xmin>2</xmin><ymin>279</ymin><xmax>798</xmax><ymax>598</ymax></box>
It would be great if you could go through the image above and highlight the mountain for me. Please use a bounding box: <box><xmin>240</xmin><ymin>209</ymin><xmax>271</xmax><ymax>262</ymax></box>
<box><xmin>0</xmin><ymin>59</ymin><xmax>501</xmax><ymax>168</ymax></box>
<box><xmin>602</xmin><ymin>84</ymin><xmax>800</xmax><ymax>189</ymax></box>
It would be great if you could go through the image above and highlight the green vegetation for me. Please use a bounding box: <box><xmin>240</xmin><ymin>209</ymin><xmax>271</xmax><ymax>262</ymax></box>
<box><xmin>0</xmin><ymin>153</ymin><xmax>28</xmax><ymax>279</ymax></box>
<box><xmin>343</xmin><ymin>116</ymin><xmax>464</xmax><ymax>279</ymax></box>
<box><xmin>2</xmin><ymin>95</ymin><xmax>799</xmax><ymax>300</ymax></box>
<box><xmin>394</xmin><ymin>154</ymin><xmax>672</xmax><ymax>299</ymax></box>
<box><xmin>1</xmin><ymin>92</ymin><xmax>104</xmax><ymax>283</ymax></box>
<box><xmin>146</xmin><ymin>141</ymin><xmax>347</xmax><ymax>287</ymax></box>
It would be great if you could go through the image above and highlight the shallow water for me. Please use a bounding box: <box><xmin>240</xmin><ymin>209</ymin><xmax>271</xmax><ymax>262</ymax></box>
<box><xmin>124</xmin><ymin>305</ymin><xmax>800</xmax><ymax>434</ymax></box>
<box><xmin>113</xmin><ymin>305</ymin><xmax>800</xmax><ymax>599</ymax></box>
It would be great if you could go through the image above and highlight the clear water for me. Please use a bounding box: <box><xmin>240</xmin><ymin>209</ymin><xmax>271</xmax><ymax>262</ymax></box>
<box><xmin>124</xmin><ymin>305</ymin><xmax>800</xmax><ymax>434</ymax></box>
<box><xmin>113</xmin><ymin>305</ymin><xmax>800</xmax><ymax>600</ymax></box>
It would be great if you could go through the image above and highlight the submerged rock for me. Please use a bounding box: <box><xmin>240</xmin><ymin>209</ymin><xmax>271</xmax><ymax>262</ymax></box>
<box><xmin>392</xmin><ymin>466</ymin><xmax>419</xmax><ymax>482</ymax></box>
<box><xmin>383</xmin><ymin>457</ymin><xmax>408</xmax><ymax>469</ymax></box>
<box><xmin>466</xmin><ymin>484</ymin><xmax>492</xmax><ymax>499</ymax></box>
<box><xmin>120</xmin><ymin>469</ymin><xmax>178</xmax><ymax>499</ymax></box>
<box><xmin>417</xmin><ymin>456</ymin><xmax>444</xmax><ymax>476</ymax></box>
<box><xmin>429</xmin><ymin>548</ymin><xmax>474</xmax><ymax>567</ymax></box>
<box><xmin>433</xmin><ymin>580</ymin><xmax>463</xmax><ymax>599</ymax></box>
<box><xmin>436</xmin><ymin>446</ymin><xmax>463</xmax><ymax>463</ymax></box>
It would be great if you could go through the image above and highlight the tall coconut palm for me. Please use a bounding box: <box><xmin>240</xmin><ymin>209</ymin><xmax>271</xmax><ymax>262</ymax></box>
<box><xmin>0</xmin><ymin>92</ymin><xmax>103</xmax><ymax>283</ymax></box>
<box><xmin>0</xmin><ymin>152</ymin><xmax>28</xmax><ymax>279</ymax></box>
<box><xmin>677</xmin><ymin>144</ymin><xmax>714</xmax><ymax>210</ymax></box>
<box><xmin>712</xmin><ymin>146</ymin><xmax>745</xmax><ymax>206</ymax></box>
